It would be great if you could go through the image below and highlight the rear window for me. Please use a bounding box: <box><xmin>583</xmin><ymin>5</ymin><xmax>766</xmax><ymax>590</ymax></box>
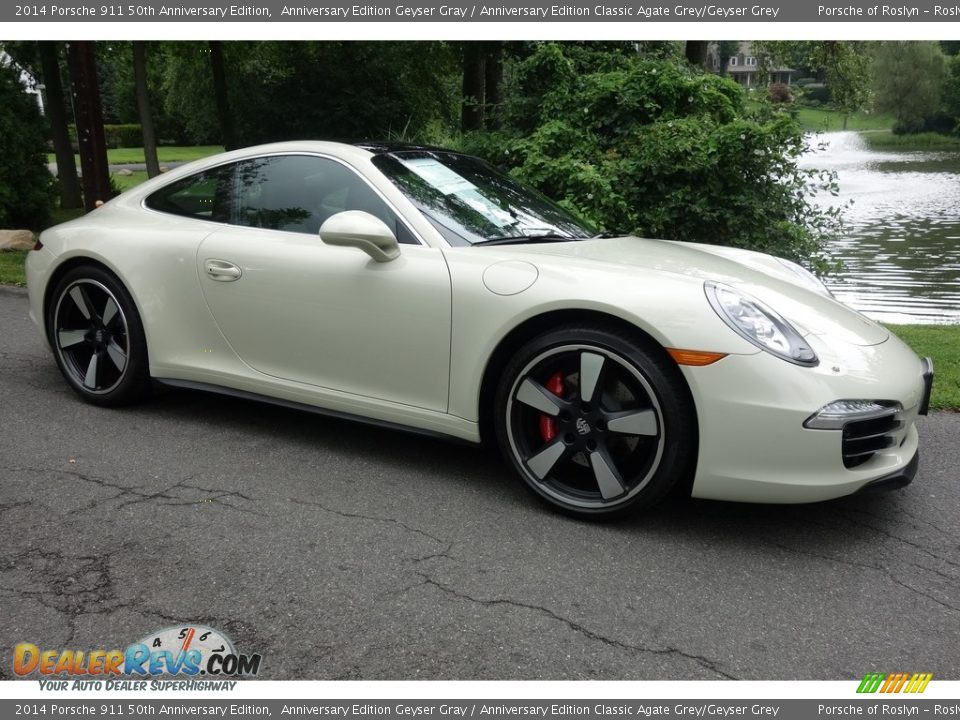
<box><xmin>145</xmin><ymin>164</ymin><xmax>235</xmax><ymax>222</ymax></box>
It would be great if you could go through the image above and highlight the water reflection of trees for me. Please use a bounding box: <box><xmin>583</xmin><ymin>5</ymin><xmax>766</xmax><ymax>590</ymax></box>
<box><xmin>234</xmin><ymin>157</ymin><xmax>311</xmax><ymax>232</ymax></box>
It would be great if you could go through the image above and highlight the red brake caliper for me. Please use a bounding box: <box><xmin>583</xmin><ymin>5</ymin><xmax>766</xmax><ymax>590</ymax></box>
<box><xmin>539</xmin><ymin>372</ymin><xmax>565</xmax><ymax>442</ymax></box>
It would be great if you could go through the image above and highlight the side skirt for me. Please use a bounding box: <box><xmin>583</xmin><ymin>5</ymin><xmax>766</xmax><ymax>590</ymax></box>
<box><xmin>155</xmin><ymin>377</ymin><xmax>477</xmax><ymax>445</ymax></box>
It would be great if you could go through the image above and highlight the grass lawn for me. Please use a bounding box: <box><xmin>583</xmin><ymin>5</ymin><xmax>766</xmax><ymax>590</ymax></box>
<box><xmin>0</xmin><ymin>250</ymin><xmax>28</xmax><ymax>286</ymax></box>
<box><xmin>860</xmin><ymin>131</ymin><xmax>960</xmax><ymax>151</ymax></box>
<box><xmin>113</xmin><ymin>171</ymin><xmax>150</xmax><ymax>192</ymax></box>
<box><xmin>795</xmin><ymin>107</ymin><xmax>895</xmax><ymax>133</ymax></box>
<box><xmin>886</xmin><ymin>325</ymin><xmax>960</xmax><ymax>411</ymax></box>
<box><xmin>47</xmin><ymin>145</ymin><xmax>223</xmax><ymax>166</ymax></box>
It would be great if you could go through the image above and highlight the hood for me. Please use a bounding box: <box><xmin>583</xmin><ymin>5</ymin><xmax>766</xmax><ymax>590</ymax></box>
<box><xmin>498</xmin><ymin>236</ymin><xmax>888</xmax><ymax>347</ymax></box>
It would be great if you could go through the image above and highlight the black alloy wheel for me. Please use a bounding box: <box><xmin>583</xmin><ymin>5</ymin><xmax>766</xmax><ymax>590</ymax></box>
<box><xmin>48</xmin><ymin>266</ymin><xmax>151</xmax><ymax>406</ymax></box>
<box><xmin>496</xmin><ymin>326</ymin><xmax>696</xmax><ymax>517</ymax></box>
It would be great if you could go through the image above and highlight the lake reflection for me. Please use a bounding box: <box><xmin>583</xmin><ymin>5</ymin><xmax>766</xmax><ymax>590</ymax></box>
<box><xmin>803</xmin><ymin>131</ymin><xmax>960</xmax><ymax>324</ymax></box>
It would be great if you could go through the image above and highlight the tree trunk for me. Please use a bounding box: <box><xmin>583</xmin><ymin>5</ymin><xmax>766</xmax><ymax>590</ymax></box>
<box><xmin>66</xmin><ymin>41</ymin><xmax>111</xmax><ymax>212</ymax></box>
<box><xmin>208</xmin><ymin>41</ymin><xmax>238</xmax><ymax>150</ymax></box>
<box><xmin>684</xmin><ymin>41</ymin><xmax>709</xmax><ymax>68</ymax></box>
<box><xmin>133</xmin><ymin>42</ymin><xmax>160</xmax><ymax>178</ymax></box>
<box><xmin>461</xmin><ymin>43</ymin><xmax>485</xmax><ymax>133</ymax></box>
<box><xmin>38</xmin><ymin>41</ymin><xmax>82</xmax><ymax>209</ymax></box>
<box><xmin>483</xmin><ymin>42</ymin><xmax>504</xmax><ymax>130</ymax></box>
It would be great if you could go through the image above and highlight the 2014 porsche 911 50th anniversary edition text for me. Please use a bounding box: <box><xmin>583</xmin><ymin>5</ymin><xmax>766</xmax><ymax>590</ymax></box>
<box><xmin>26</xmin><ymin>141</ymin><xmax>934</xmax><ymax>517</ymax></box>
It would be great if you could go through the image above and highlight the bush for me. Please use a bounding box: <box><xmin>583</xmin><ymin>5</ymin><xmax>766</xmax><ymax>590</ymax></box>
<box><xmin>104</xmin><ymin>124</ymin><xmax>143</xmax><ymax>148</ymax></box>
<box><xmin>0</xmin><ymin>64</ymin><xmax>55</xmax><ymax>230</ymax></box>
<box><xmin>799</xmin><ymin>83</ymin><xmax>831</xmax><ymax>105</ymax></box>
<box><xmin>768</xmin><ymin>83</ymin><xmax>793</xmax><ymax>104</ymax></box>
<box><xmin>460</xmin><ymin>44</ymin><xmax>842</xmax><ymax>270</ymax></box>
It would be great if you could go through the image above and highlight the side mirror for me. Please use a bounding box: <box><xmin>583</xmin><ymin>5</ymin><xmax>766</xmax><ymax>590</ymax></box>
<box><xmin>319</xmin><ymin>210</ymin><xmax>400</xmax><ymax>263</ymax></box>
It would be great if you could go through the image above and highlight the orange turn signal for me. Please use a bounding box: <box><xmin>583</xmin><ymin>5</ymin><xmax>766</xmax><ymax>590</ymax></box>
<box><xmin>667</xmin><ymin>348</ymin><xmax>727</xmax><ymax>366</ymax></box>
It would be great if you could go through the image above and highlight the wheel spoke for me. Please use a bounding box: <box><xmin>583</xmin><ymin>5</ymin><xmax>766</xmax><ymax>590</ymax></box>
<box><xmin>105</xmin><ymin>339</ymin><xmax>127</xmax><ymax>373</ymax></box>
<box><xmin>579</xmin><ymin>352</ymin><xmax>605</xmax><ymax>403</ymax></box>
<box><xmin>57</xmin><ymin>329</ymin><xmax>87</xmax><ymax>348</ymax></box>
<box><xmin>606</xmin><ymin>409</ymin><xmax>658</xmax><ymax>437</ymax></box>
<box><xmin>83</xmin><ymin>352</ymin><xmax>100</xmax><ymax>389</ymax></box>
<box><xmin>516</xmin><ymin>378</ymin><xmax>561</xmax><ymax>416</ymax></box>
<box><xmin>526</xmin><ymin>440</ymin><xmax>567</xmax><ymax>480</ymax></box>
<box><xmin>589</xmin><ymin>450</ymin><xmax>625</xmax><ymax>499</ymax></box>
<box><xmin>69</xmin><ymin>286</ymin><xmax>93</xmax><ymax>320</ymax></box>
<box><xmin>102</xmin><ymin>297</ymin><xmax>119</xmax><ymax>327</ymax></box>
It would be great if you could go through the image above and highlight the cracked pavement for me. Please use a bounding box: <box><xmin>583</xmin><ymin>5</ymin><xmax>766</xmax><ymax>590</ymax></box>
<box><xmin>1</xmin><ymin>285</ymin><xmax>959</xmax><ymax>680</ymax></box>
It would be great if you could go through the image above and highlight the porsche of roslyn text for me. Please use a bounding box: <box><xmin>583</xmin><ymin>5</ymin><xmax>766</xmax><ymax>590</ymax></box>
<box><xmin>26</xmin><ymin>142</ymin><xmax>934</xmax><ymax>517</ymax></box>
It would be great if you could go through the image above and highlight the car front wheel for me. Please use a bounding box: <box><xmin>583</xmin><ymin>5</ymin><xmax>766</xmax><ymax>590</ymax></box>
<box><xmin>495</xmin><ymin>325</ymin><xmax>697</xmax><ymax>518</ymax></box>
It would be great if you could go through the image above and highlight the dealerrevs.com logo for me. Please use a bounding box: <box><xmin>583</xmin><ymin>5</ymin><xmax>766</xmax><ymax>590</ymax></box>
<box><xmin>14</xmin><ymin>625</ymin><xmax>262</xmax><ymax>687</ymax></box>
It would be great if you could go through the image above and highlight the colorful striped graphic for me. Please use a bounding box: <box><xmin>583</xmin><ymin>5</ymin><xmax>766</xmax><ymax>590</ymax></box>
<box><xmin>857</xmin><ymin>672</ymin><xmax>932</xmax><ymax>693</ymax></box>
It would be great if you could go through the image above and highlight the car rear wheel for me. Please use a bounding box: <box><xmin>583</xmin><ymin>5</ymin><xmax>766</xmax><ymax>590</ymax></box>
<box><xmin>47</xmin><ymin>265</ymin><xmax>151</xmax><ymax>406</ymax></box>
<box><xmin>495</xmin><ymin>325</ymin><xmax>697</xmax><ymax>518</ymax></box>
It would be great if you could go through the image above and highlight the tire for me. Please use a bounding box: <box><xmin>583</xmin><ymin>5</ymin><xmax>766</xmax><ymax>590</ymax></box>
<box><xmin>494</xmin><ymin>324</ymin><xmax>697</xmax><ymax>518</ymax></box>
<box><xmin>47</xmin><ymin>265</ymin><xmax>152</xmax><ymax>406</ymax></box>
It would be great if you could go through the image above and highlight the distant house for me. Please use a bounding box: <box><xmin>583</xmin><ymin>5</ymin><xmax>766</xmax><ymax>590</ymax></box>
<box><xmin>1</xmin><ymin>51</ymin><xmax>44</xmax><ymax>113</ymax></box>
<box><xmin>707</xmin><ymin>42</ymin><xmax>794</xmax><ymax>88</ymax></box>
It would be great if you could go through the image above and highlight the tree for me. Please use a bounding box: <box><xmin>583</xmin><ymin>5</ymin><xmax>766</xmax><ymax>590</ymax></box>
<box><xmin>132</xmin><ymin>42</ymin><xmax>160</xmax><ymax>178</ymax></box>
<box><xmin>484</xmin><ymin>42</ymin><xmax>504</xmax><ymax>129</ymax></box>
<box><xmin>754</xmin><ymin>41</ymin><xmax>873</xmax><ymax>129</ymax></box>
<box><xmin>873</xmin><ymin>41</ymin><xmax>947</xmax><ymax>134</ymax></box>
<box><xmin>37</xmin><ymin>42</ymin><xmax>82</xmax><ymax>209</ymax></box>
<box><xmin>684</xmin><ymin>41</ymin><xmax>709</xmax><ymax>68</ymax></box>
<box><xmin>717</xmin><ymin>41</ymin><xmax>739</xmax><ymax>75</ymax></box>
<box><xmin>66</xmin><ymin>41</ymin><xmax>111</xmax><ymax>212</ymax></box>
<box><xmin>461</xmin><ymin>42</ymin><xmax>485</xmax><ymax>132</ymax></box>
<box><xmin>0</xmin><ymin>61</ymin><xmax>55</xmax><ymax>229</ymax></box>
<box><xmin>208</xmin><ymin>41</ymin><xmax>237</xmax><ymax>150</ymax></box>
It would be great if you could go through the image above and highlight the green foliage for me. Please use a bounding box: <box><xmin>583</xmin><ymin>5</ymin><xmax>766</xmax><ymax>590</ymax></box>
<box><xmin>461</xmin><ymin>44</ymin><xmax>843</xmax><ymax>270</ymax></box>
<box><xmin>0</xmin><ymin>63</ymin><xmax>55</xmax><ymax>230</ymax></box>
<box><xmin>873</xmin><ymin>41</ymin><xmax>948</xmax><ymax>134</ymax></box>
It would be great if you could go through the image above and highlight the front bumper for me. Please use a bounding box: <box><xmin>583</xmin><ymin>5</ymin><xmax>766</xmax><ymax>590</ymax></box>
<box><xmin>681</xmin><ymin>334</ymin><xmax>928</xmax><ymax>504</ymax></box>
<box><xmin>855</xmin><ymin>450</ymin><xmax>919</xmax><ymax>493</ymax></box>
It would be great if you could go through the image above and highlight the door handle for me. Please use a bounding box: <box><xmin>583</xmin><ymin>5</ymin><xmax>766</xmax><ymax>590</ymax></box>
<box><xmin>204</xmin><ymin>259</ymin><xmax>242</xmax><ymax>282</ymax></box>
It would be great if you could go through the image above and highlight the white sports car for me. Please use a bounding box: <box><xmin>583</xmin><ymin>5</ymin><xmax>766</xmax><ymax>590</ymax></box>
<box><xmin>26</xmin><ymin>141</ymin><xmax>934</xmax><ymax>517</ymax></box>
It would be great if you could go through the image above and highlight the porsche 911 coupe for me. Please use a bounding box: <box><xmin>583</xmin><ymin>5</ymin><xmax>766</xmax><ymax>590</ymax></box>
<box><xmin>26</xmin><ymin>141</ymin><xmax>934</xmax><ymax>517</ymax></box>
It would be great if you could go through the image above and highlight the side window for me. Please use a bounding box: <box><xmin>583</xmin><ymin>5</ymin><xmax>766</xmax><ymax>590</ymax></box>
<box><xmin>145</xmin><ymin>164</ymin><xmax>235</xmax><ymax>223</ymax></box>
<box><xmin>233</xmin><ymin>155</ymin><xmax>419</xmax><ymax>244</ymax></box>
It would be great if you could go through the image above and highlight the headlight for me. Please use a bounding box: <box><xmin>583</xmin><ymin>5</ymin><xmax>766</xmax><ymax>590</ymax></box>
<box><xmin>705</xmin><ymin>281</ymin><xmax>818</xmax><ymax>366</ymax></box>
<box><xmin>775</xmin><ymin>257</ymin><xmax>834</xmax><ymax>298</ymax></box>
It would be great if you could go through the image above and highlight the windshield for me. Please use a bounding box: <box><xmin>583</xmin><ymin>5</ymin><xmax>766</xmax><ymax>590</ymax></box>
<box><xmin>371</xmin><ymin>150</ymin><xmax>595</xmax><ymax>246</ymax></box>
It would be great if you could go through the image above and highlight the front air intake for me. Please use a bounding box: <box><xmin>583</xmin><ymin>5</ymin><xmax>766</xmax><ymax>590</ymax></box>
<box><xmin>842</xmin><ymin>413</ymin><xmax>902</xmax><ymax>469</ymax></box>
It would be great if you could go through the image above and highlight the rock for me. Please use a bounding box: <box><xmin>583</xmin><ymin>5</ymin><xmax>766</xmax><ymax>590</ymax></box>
<box><xmin>115</xmin><ymin>168</ymin><xmax>134</xmax><ymax>176</ymax></box>
<box><xmin>159</xmin><ymin>166</ymin><xmax>170</xmax><ymax>173</ymax></box>
<box><xmin>0</xmin><ymin>230</ymin><xmax>35</xmax><ymax>251</ymax></box>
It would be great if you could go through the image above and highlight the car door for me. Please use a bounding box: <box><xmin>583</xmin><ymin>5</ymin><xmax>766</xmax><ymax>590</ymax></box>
<box><xmin>195</xmin><ymin>153</ymin><xmax>452</xmax><ymax>412</ymax></box>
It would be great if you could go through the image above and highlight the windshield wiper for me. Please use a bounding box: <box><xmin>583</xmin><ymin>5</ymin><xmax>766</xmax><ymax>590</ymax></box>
<box><xmin>473</xmin><ymin>234</ymin><xmax>578</xmax><ymax>247</ymax></box>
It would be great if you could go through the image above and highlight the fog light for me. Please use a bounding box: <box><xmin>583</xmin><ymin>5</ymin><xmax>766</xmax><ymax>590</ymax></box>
<box><xmin>804</xmin><ymin>400</ymin><xmax>901</xmax><ymax>430</ymax></box>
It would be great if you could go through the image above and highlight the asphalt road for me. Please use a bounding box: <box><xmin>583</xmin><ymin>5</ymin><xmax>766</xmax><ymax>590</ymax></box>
<box><xmin>1</xmin><ymin>284</ymin><xmax>958</xmax><ymax>681</ymax></box>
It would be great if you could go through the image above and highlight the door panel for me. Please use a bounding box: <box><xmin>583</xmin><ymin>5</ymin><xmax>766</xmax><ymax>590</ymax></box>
<box><xmin>197</xmin><ymin>226</ymin><xmax>451</xmax><ymax>412</ymax></box>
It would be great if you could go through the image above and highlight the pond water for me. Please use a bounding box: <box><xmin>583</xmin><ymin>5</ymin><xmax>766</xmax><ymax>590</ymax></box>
<box><xmin>802</xmin><ymin>131</ymin><xmax>960</xmax><ymax>324</ymax></box>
